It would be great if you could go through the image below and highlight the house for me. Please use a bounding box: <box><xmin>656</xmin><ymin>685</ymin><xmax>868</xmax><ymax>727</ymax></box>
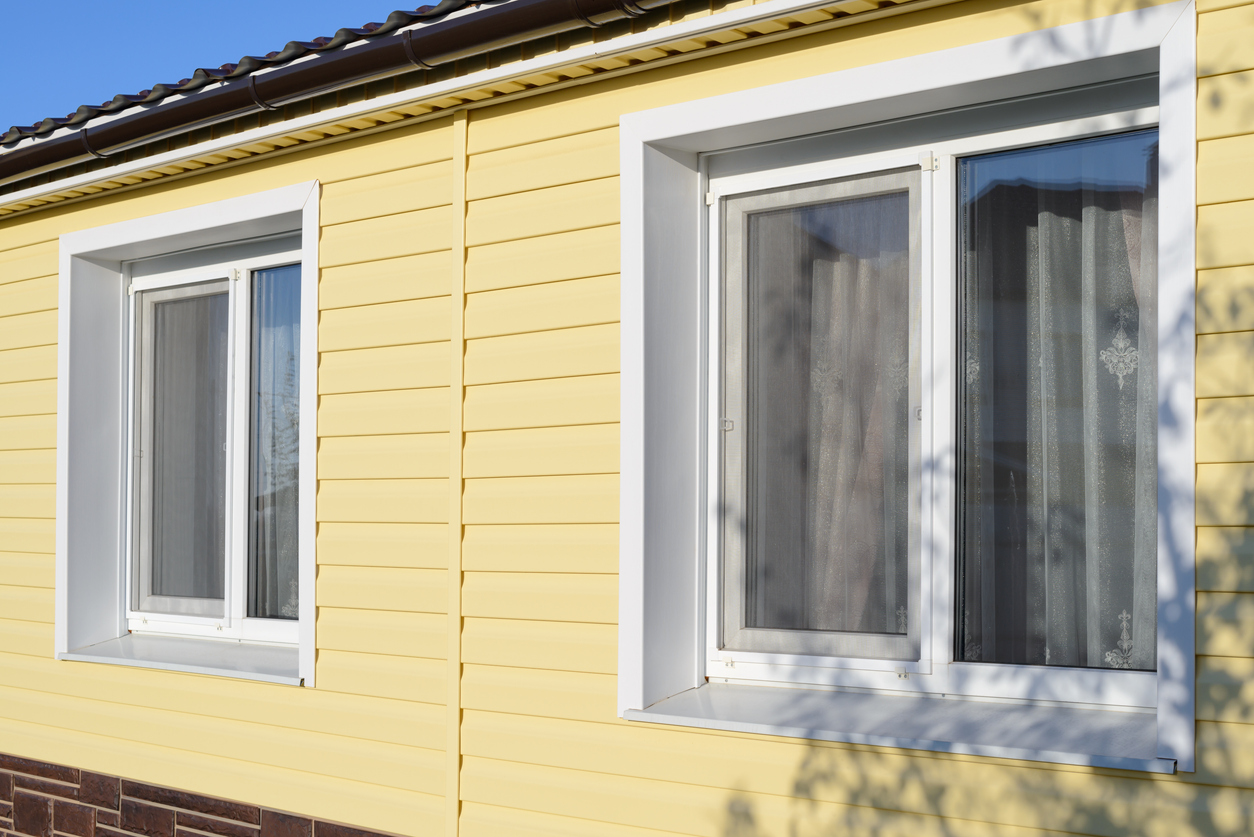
<box><xmin>0</xmin><ymin>0</ymin><xmax>1249</xmax><ymax>833</ymax></box>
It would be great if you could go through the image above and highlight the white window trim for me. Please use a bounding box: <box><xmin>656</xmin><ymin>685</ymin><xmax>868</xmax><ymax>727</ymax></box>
<box><xmin>620</xmin><ymin>1</ymin><xmax>1195</xmax><ymax>771</ymax></box>
<box><xmin>55</xmin><ymin>181</ymin><xmax>319</xmax><ymax>686</ymax></box>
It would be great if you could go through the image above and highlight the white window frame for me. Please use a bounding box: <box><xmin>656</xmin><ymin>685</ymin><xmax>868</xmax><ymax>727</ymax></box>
<box><xmin>55</xmin><ymin>181</ymin><xmax>319</xmax><ymax>686</ymax></box>
<box><xmin>620</xmin><ymin>1</ymin><xmax>1195</xmax><ymax>772</ymax></box>
<box><xmin>123</xmin><ymin>242</ymin><xmax>304</xmax><ymax>646</ymax></box>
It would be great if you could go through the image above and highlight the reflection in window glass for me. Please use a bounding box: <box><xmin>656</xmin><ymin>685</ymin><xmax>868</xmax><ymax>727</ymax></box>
<box><xmin>248</xmin><ymin>264</ymin><xmax>301</xmax><ymax>619</ymax></box>
<box><xmin>957</xmin><ymin>130</ymin><xmax>1158</xmax><ymax>670</ymax></box>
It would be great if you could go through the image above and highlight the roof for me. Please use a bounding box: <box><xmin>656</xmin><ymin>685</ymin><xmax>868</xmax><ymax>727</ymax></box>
<box><xmin>1</xmin><ymin>1</ymin><xmax>468</xmax><ymax>146</ymax></box>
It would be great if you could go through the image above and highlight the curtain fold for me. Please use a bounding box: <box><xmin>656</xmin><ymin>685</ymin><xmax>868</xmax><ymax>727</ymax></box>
<box><xmin>958</xmin><ymin>130</ymin><xmax>1158</xmax><ymax>670</ymax></box>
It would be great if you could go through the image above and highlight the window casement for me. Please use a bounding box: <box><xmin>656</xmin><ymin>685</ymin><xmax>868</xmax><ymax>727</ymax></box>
<box><xmin>56</xmin><ymin>182</ymin><xmax>318</xmax><ymax>685</ymax></box>
<box><xmin>620</xmin><ymin>1</ymin><xmax>1196</xmax><ymax>774</ymax></box>
<box><xmin>125</xmin><ymin>241</ymin><xmax>303</xmax><ymax>645</ymax></box>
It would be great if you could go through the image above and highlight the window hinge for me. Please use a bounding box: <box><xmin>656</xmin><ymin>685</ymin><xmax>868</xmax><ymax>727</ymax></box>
<box><xmin>918</xmin><ymin>152</ymin><xmax>939</xmax><ymax>171</ymax></box>
<box><xmin>720</xmin><ymin>417</ymin><xmax>734</xmax><ymax>431</ymax></box>
<box><xmin>896</xmin><ymin>667</ymin><xmax>910</xmax><ymax>680</ymax></box>
<box><xmin>230</xmin><ymin>268</ymin><xmax>243</xmax><ymax>282</ymax></box>
<box><xmin>705</xmin><ymin>192</ymin><xmax>715</xmax><ymax>206</ymax></box>
<box><xmin>127</xmin><ymin>283</ymin><xmax>135</xmax><ymax>296</ymax></box>
<box><xmin>915</xmin><ymin>407</ymin><xmax>923</xmax><ymax>421</ymax></box>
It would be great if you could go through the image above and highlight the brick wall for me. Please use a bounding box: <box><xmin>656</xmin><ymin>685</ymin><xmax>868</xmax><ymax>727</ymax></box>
<box><xmin>0</xmin><ymin>754</ymin><xmax>398</xmax><ymax>837</ymax></box>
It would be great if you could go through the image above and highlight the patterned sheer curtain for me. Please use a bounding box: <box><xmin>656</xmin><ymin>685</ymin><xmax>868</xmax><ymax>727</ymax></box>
<box><xmin>957</xmin><ymin>130</ymin><xmax>1158</xmax><ymax>670</ymax></box>
<box><xmin>248</xmin><ymin>264</ymin><xmax>301</xmax><ymax>619</ymax></box>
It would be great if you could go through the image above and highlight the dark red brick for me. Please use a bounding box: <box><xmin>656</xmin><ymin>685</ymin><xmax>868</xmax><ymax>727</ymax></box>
<box><xmin>94</xmin><ymin>811</ymin><xmax>119</xmax><ymax>828</ymax></box>
<box><xmin>51</xmin><ymin>800</ymin><xmax>94</xmax><ymax>837</ymax></box>
<box><xmin>174</xmin><ymin>812</ymin><xmax>258</xmax><ymax>837</ymax></box>
<box><xmin>12</xmin><ymin>777</ymin><xmax>75</xmax><ymax>802</ymax></box>
<box><xmin>121</xmin><ymin>786</ymin><xmax>256</xmax><ymax>826</ymax></box>
<box><xmin>259</xmin><ymin>812</ymin><xmax>310</xmax><ymax>837</ymax></box>
<box><xmin>77</xmin><ymin>775</ymin><xmax>117</xmax><ymax>811</ymax></box>
<box><xmin>120</xmin><ymin>800</ymin><xmax>173</xmax><ymax>837</ymax></box>
<box><xmin>93</xmin><ymin>825</ymin><xmax>129</xmax><ymax>837</ymax></box>
<box><xmin>12</xmin><ymin>792</ymin><xmax>52</xmax><ymax>837</ymax></box>
<box><xmin>312</xmin><ymin>823</ymin><xmax>388</xmax><ymax>837</ymax></box>
<box><xmin>0</xmin><ymin>759</ymin><xmax>75</xmax><ymax>787</ymax></box>
<box><xmin>0</xmin><ymin>801</ymin><xmax>9</xmax><ymax>818</ymax></box>
<box><xmin>0</xmin><ymin>774</ymin><xmax>11</xmax><ymax>803</ymax></box>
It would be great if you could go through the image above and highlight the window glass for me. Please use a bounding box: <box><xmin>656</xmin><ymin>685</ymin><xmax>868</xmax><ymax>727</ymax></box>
<box><xmin>248</xmin><ymin>264</ymin><xmax>302</xmax><ymax>619</ymax></box>
<box><xmin>957</xmin><ymin>129</ymin><xmax>1159</xmax><ymax>670</ymax></box>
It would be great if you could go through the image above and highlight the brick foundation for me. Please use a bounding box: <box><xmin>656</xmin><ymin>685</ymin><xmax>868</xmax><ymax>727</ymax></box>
<box><xmin>0</xmin><ymin>753</ymin><xmax>400</xmax><ymax>837</ymax></box>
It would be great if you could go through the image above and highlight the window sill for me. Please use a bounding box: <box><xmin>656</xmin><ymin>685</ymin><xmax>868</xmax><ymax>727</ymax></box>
<box><xmin>60</xmin><ymin>633</ymin><xmax>300</xmax><ymax>685</ymax></box>
<box><xmin>625</xmin><ymin>682</ymin><xmax>1174</xmax><ymax>774</ymax></box>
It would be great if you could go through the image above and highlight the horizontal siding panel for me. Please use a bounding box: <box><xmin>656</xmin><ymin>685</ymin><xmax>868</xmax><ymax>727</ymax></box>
<box><xmin>317</xmin><ymin>479</ymin><xmax>448</xmax><ymax>524</ymax></box>
<box><xmin>319</xmin><ymin>387</ymin><xmax>448</xmax><ymax>436</ymax></box>
<box><xmin>0</xmin><ymin>345</ymin><xmax>57</xmax><ymax>386</ymax></box>
<box><xmin>0</xmin><ymin>585</ymin><xmax>52</xmax><ymax>623</ymax></box>
<box><xmin>464</xmin><ymin>373</ymin><xmax>618</xmax><ymax>432</ymax></box>
<box><xmin>0</xmin><ymin>618</ymin><xmax>50</xmax><ymax>658</ymax></box>
<box><xmin>0</xmin><ymin>414</ymin><xmax>55</xmax><ymax>451</ymax></box>
<box><xmin>1198</xmin><ymin>527</ymin><xmax>1254</xmax><ymax>592</ymax></box>
<box><xmin>0</xmin><ymin>275</ymin><xmax>56</xmax><ymax>318</ymax></box>
<box><xmin>0</xmin><ymin>448</ymin><xmax>53</xmax><ymax>484</ymax></box>
<box><xmin>1199</xmin><ymin>199</ymin><xmax>1254</xmax><ymax>269</ymax></box>
<box><xmin>0</xmin><ymin>682</ymin><xmax>443</xmax><ymax>796</ymax></box>
<box><xmin>316</xmin><ymin>649</ymin><xmax>445</xmax><ymax>703</ymax></box>
<box><xmin>319</xmin><ymin>433</ymin><xmax>449</xmax><ymax>480</ymax></box>
<box><xmin>319</xmin><ymin>342</ymin><xmax>450</xmax><ymax>395</ymax></box>
<box><xmin>461</xmin><ymin>664</ymin><xmax>616</xmax><ymax>723</ymax></box>
<box><xmin>319</xmin><ymin>296</ymin><xmax>451</xmax><ymax>352</ymax></box>
<box><xmin>462</xmin><ymin>523</ymin><xmax>618</xmax><ymax>573</ymax></box>
<box><xmin>1198</xmin><ymin>3</ymin><xmax>1254</xmax><ymax>77</ymax></box>
<box><xmin>320</xmin><ymin>251</ymin><xmax>451</xmax><ymax>310</ymax></box>
<box><xmin>466</xmin><ymin>127</ymin><xmax>618</xmax><ymax>201</ymax></box>
<box><xmin>0</xmin><ymin>518</ymin><xmax>54</xmax><ymax>553</ymax></box>
<box><xmin>0</xmin><ymin>552</ymin><xmax>52</xmax><ymax>588</ymax></box>
<box><xmin>1199</xmin><ymin>397</ymin><xmax>1254</xmax><ymax>462</ymax></box>
<box><xmin>317</xmin><ymin>607</ymin><xmax>446</xmax><ymax>660</ymax></box>
<box><xmin>1199</xmin><ymin>68</ymin><xmax>1254</xmax><ymax>140</ymax></box>
<box><xmin>1193</xmin><ymin>720</ymin><xmax>1254</xmax><ymax>790</ymax></box>
<box><xmin>465</xmin><ymin>323</ymin><xmax>618</xmax><ymax>385</ymax></box>
<box><xmin>466</xmin><ymin>177</ymin><xmax>618</xmax><ymax>248</ymax></box>
<box><xmin>322</xmin><ymin>160</ymin><xmax>452</xmax><ymax>225</ymax></box>
<box><xmin>0</xmin><ymin>711</ymin><xmax>444</xmax><ymax>836</ymax></box>
<box><xmin>0</xmin><ymin>310</ymin><xmax>56</xmax><ymax>353</ymax></box>
<box><xmin>0</xmin><ymin>650</ymin><xmax>434</xmax><ymax>749</ymax></box>
<box><xmin>1198</xmin><ymin>655</ymin><xmax>1254</xmax><ymax>724</ymax></box>
<box><xmin>464</xmin><ymin>475</ymin><xmax>617</xmax><ymax>524</ymax></box>
<box><xmin>1199</xmin><ymin>331</ymin><xmax>1254</xmax><ymax>397</ymax></box>
<box><xmin>460</xmin><ymin>801</ymin><xmax>680</xmax><ymax>837</ymax></box>
<box><xmin>464</xmin><ymin>424</ymin><xmax>617</xmax><ymax>478</ymax></box>
<box><xmin>1198</xmin><ymin>136</ymin><xmax>1254</xmax><ymax>207</ymax></box>
<box><xmin>1199</xmin><ymin>463</ymin><xmax>1254</xmax><ymax>526</ymax></box>
<box><xmin>465</xmin><ymin>274</ymin><xmax>619</xmax><ymax>340</ymax></box>
<box><xmin>462</xmin><ymin>617</ymin><xmax>615</xmax><ymax>674</ymax></box>
<box><xmin>1199</xmin><ymin>0</ymin><xmax>1253</xmax><ymax>14</ymax></box>
<box><xmin>317</xmin><ymin>522</ymin><xmax>447</xmax><ymax>569</ymax></box>
<box><xmin>0</xmin><ymin>242</ymin><xmax>56</xmax><ymax>286</ymax></box>
<box><xmin>314</xmin><ymin>118</ymin><xmax>453</xmax><ymax>184</ymax></box>
<box><xmin>0</xmin><ymin>485</ymin><xmax>54</xmax><ymax>519</ymax></box>
<box><xmin>465</xmin><ymin>225</ymin><xmax>618</xmax><ymax>293</ymax></box>
<box><xmin>463</xmin><ymin>573</ymin><xmax>617</xmax><ymax>624</ymax></box>
<box><xmin>1198</xmin><ymin>265</ymin><xmax>1254</xmax><ymax>333</ymax></box>
<box><xmin>317</xmin><ymin>565</ymin><xmax>447</xmax><ymax>614</ymax></box>
<box><xmin>320</xmin><ymin>206</ymin><xmax>452</xmax><ymax>267</ymax></box>
<box><xmin>0</xmin><ymin>379</ymin><xmax>56</xmax><ymax>418</ymax></box>
<box><xmin>1199</xmin><ymin>591</ymin><xmax>1254</xmax><ymax>657</ymax></box>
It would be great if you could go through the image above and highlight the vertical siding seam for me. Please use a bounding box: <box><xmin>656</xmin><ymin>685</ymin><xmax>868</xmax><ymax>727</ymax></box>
<box><xmin>446</xmin><ymin>109</ymin><xmax>469</xmax><ymax>837</ymax></box>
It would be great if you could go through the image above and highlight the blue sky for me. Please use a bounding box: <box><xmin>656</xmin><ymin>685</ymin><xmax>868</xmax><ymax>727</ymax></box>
<box><xmin>0</xmin><ymin>2</ymin><xmax>422</xmax><ymax>132</ymax></box>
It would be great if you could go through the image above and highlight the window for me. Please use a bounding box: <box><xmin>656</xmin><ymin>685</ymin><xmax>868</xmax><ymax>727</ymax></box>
<box><xmin>56</xmin><ymin>182</ymin><xmax>318</xmax><ymax>685</ymax></box>
<box><xmin>620</xmin><ymin>1</ymin><xmax>1195</xmax><ymax>773</ymax></box>
<box><xmin>126</xmin><ymin>241</ymin><xmax>303</xmax><ymax>644</ymax></box>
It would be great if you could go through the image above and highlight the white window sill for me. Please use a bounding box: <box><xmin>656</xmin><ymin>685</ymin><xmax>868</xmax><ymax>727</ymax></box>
<box><xmin>625</xmin><ymin>683</ymin><xmax>1175</xmax><ymax>774</ymax></box>
<box><xmin>60</xmin><ymin>633</ymin><xmax>300</xmax><ymax>685</ymax></box>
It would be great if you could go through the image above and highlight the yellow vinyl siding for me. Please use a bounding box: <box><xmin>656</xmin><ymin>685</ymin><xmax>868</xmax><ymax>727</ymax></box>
<box><xmin>2</xmin><ymin>0</ymin><xmax>1252</xmax><ymax>835</ymax></box>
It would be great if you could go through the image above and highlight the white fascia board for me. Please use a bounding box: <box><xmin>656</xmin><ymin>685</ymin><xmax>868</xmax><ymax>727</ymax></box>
<box><xmin>0</xmin><ymin>0</ymin><xmax>951</xmax><ymax>211</ymax></box>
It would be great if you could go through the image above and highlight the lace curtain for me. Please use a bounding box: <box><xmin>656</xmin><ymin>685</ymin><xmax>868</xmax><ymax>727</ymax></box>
<box><xmin>957</xmin><ymin>130</ymin><xmax>1158</xmax><ymax>670</ymax></box>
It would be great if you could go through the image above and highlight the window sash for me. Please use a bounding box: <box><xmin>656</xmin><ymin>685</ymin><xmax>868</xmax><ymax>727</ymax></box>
<box><xmin>720</xmin><ymin>167</ymin><xmax>923</xmax><ymax>661</ymax></box>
